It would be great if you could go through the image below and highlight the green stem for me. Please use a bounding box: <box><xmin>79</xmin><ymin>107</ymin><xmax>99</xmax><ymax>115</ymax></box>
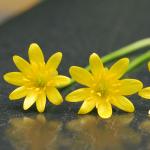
<box><xmin>62</xmin><ymin>38</ymin><xmax>150</xmax><ymax>88</ymax></box>
<box><xmin>127</xmin><ymin>50</ymin><xmax>150</xmax><ymax>72</ymax></box>
<box><xmin>86</xmin><ymin>38</ymin><xmax>150</xmax><ymax>70</ymax></box>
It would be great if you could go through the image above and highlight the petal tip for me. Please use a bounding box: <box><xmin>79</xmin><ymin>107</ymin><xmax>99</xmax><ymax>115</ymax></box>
<box><xmin>91</xmin><ymin>52</ymin><xmax>98</xmax><ymax>56</ymax></box>
<box><xmin>29</xmin><ymin>43</ymin><xmax>41</xmax><ymax>53</ymax></box>
<box><xmin>37</xmin><ymin>108</ymin><xmax>44</xmax><ymax>113</ymax></box>
<box><xmin>138</xmin><ymin>90</ymin><xmax>144</xmax><ymax>98</ymax></box>
<box><xmin>23</xmin><ymin>101</ymin><xmax>32</xmax><ymax>110</ymax></box>
<box><xmin>9</xmin><ymin>94</ymin><xmax>14</xmax><ymax>100</ymax></box>
<box><xmin>29</xmin><ymin>43</ymin><xmax>39</xmax><ymax>48</ymax></box>
<box><xmin>53</xmin><ymin>51</ymin><xmax>62</xmax><ymax>60</ymax></box>
<box><xmin>56</xmin><ymin>51</ymin><xmax>62</xmax><ymax>57</ymax></box>
<box><xmin>128</xmin><ymin>106</ymin><xmax>135</xmax><ymax>113</ymax></box>
<box><xmin>138</xmin><ymin>87</ymin><xmax>150</xmax><ymax>99</ymax></box>
<box><xmin>23</xmin><ymin>105</ymin><xmax>28</xmax><ymax>110</ymax></box>
<box><xmin>90</xmin><ymin>53</ymin><xmax>100</xmax><ymax>59</ymax></box>
<box><xmin>97</xmin><ymin>110</ymin><xmax>112</xmax><ymax>119</ymax></box>
<box><xmin>65</xmin><ymin>95</ymin><xmax>71</xmax><ymax>101</ymax></box>
<box><xmin>69</xmin><ymin>66</ymin><xmax>77</xmax><ymax>74</ymax></box>
<box><xmin>3</xmin><ymin>73</ymin><xmax>8</xmax><ymax>82</ymax></box>
<box><xmin>13</xmin><ymin>55</ymin><xmax>24</xmax><ymax>65</ymax></box>
<box><xmin>78</xmin><ymin>110</ymin><xmax>83</xmax><ymax>114</ymax></box>
<box><xmin>139</xmin><ymin>81</ymin><xmax>143</xmax><ymax>90</ymax></box>
<box><xmin>129</xmin><ymin>102</ymin><xmax>135</xmax><ymax>112</ymax></box>
<box><xmin>100</xmin><ymin>115</ymin><xmax>111</xmax><ymax>119</ymax></box>
<box><xmin>133</xmin><ymin>80</ymin><xmax>143</xmax><ymax>91</ymax></box>
<box><xmin>123</xmin><ymin>58</ymin><xmax>130</xmax><ymax>63</ymax></box>
<box><xmin>13</xmin><ymin>55</ymin><xmax>19</xmax><ymax>61</ymax></box>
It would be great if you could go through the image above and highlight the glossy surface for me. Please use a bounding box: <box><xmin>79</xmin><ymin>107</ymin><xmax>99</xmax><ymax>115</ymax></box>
<box><xmin>0</xmin><ymin>0</ymin><xmax>150</xmax><ymax>149</ymax></box>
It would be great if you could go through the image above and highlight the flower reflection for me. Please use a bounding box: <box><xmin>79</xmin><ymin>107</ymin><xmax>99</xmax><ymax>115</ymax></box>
<box><xmin>139</xmin><ymin>119</ymin><xmax>150</xmax><ymax>134</ymax></box>
<box><xmin>6</xmin><ymin>115</ymin><xmax>62</xmax><ymax>150</ymax></box>
<box><xmin>66</xmin><ymin>114</ymin><xmax>140</xmax><ymax>150</ymax></box>
<box><xmin>139</xmin><ymin>119</ymin><xmax>150</xmax><ymax>149</ymax></box>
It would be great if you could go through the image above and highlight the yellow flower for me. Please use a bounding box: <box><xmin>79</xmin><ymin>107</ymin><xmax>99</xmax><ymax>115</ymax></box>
<box><xmin>66</xmin><ymin>53</ymin><xmax>143</xmax><ymax>119</ymax></box>
<box><xmin>139</xmin><ymin>61</ymin><xmax>150</xmax><ymax>99</ymax></box>
<box><xmin>4</xmin><ymin>43</ymin><xmax>70</xmax><ymax>112</ymax></box>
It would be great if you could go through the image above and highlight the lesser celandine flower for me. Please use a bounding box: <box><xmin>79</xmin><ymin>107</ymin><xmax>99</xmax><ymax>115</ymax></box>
<box><xmin>4</xmin><ymin>43</ymin><xmax>70</xmax><ymax>112</ymax></box>
<box><xmin>139</xmin><ymin>62</ymin><xmax>150</xmax><ymax>113</ymax></box>
<box><xmin>66</xmin><ymin>53</ymin><xmax>143</xmax><ymax>119</ymax></box>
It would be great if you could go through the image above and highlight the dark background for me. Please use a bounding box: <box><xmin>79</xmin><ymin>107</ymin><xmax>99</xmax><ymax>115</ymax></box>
<box><xmin>0</xmin><ymin>0</ymin><xmax>150</xmax><ymax>149</ymax></box>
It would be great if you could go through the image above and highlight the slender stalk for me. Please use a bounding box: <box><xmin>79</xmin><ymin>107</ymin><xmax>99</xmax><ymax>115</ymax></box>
<box><xmin>86</xmin><ymin>38</ymin><xmax>150</xmax><ymax>70</ymax></box>
<box><xmin>61</xmin><ymin>38</ymin><xmax>150</xmax><ymax>88</ymax></box>
<box><xmin>127</xmin><ymin>50</ymin><xmax>150</xmax><ymax>72</ymax></box>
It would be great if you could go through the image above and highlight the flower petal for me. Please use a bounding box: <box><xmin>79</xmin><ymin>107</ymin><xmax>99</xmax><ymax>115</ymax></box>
<box><xmin>13</xmin><ymin>55</ymin><xmax>31</xmax><ymax>74</ymax></box>
<box><xmin>139</xmin><ymin>87</ymin><xmax>150</xmax><ymax>99</ymax></box>
<box><xmin>109</xmin><ymin>58</ymin><xmax>129</xmax><ymax>79</ymax></box>
<box><xmin>46</xmin><ymin>87</ymin><xmax>63</xmax><ymax>105</ymax></box>
<box><xmin>69</xmin><ymin>66</ymin><xmax>93</xmax><ymax>87</ymax></box>
<box><xmin>111</xmin><ymin>96</ymin><xmax>135</xmax><ymax>112</ymax></box>
<box><xmin>118</xmin><ymin>79</ymin><xmax>143</xmax><ymax>95</ymax></box>
<box><xmin>3</xmin><ymin>72</ymin><xmax>26</xmax><ymax>86</ymax></box>
<box><xmin>36</xmin><ymin>91</ymin><xmax>46</xmax><ymax>112</ymax></box>
<box><xmin>66</xmin><ymin>88</ymin><xmax>92</xmax><ymax>102</ymax></box>
<box><xmin>23</xmin><ymin>90</ymin><xmax>38</xmax><ymax>110</ymax></box>
<box><xmin>97</xmin><ymin>100</ymin><xmax>112</xmax><ymax>119</ymax></box>
<box><xmin>51</xmin><ymin>75</ymin><xmax>71</xmax><ymax>87</ymax></box>
<box><xmin>28</xmin><ymin>43</ymin><xmax>45</xmax><ymax>65</ymax></box>
<box><xmin>89</xmin><ymin>53</ymin><xmax>104</xmax><ymax>79</ymax></box>
<box><xmin>78</xmin><ymin>99</ymin><xmax>96</xmax><ymax>114</ymax></box>
<box><xmin>46</xmin><ymin>52</ymin><xmax>62</xmax><ymax>70</ymax></box>
<box><xmin>9</xmin><ymin>86</ymin><xmax>27</xmax><ymax>100</ymax></box>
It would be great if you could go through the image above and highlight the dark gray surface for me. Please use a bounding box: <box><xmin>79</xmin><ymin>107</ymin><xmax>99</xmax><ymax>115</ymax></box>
<box><xmin>0</xmin><ymin>0</ymin><xmax>150</xmax><ymax>149</ymax></box>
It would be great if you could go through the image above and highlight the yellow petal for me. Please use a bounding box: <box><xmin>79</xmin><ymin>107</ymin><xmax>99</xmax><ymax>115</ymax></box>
<box><xmin>78</xmin><ymin>99</ymin><xmax>95</xmax><ymax>114</ymax></box>
<box><xmin>97</xmin><ymin>100</ymin><xmax>112</xmax><ymax>119</ymax></box>
<box><xmin>111</xmin><ymin>96</ymin><xmax>135</xmax><ymax>112</ymax></box>
<box><xmin>46</xmin><ymin>52</ymin><xmax>62</xmax><ymax>70</ymax></box>
<box><xmin>89</xmin><ymin>53</ymin><xmax>104</xmax><ymax>79</ymax></box>
<box><xmin>28</xmin><ymin>43</ymin><xmax>45</xmax><ymax>65</ymax></box>
<box><xmin>66</xmin><ymin>88</ymin><xmax>92</xmax><ymax>102</ymax></box>
<box><xmin>36</xmin><ymin>91</ymin><xmax>46</xmax><ymax>113</ymax></box>
<box><xmin>46</xmin><ymin>87</ymin><xmax>63</xmax><ymax>105</ymax></box>
<box><xmin>69</xmin><ymin>66</ymin><xmax>93</xmax><ymax>87</ymax></box>
<box><xmin>9</xmin><ymin>86</ymin><xmax>27</xmax><ymax>100</ymax></box>
<box><xmin>148</xmin><ymin>62</ymin><xmax>150</xmax><ymax>72</ymax></box>
<box><xmin>13</xmin><ymin>55</ymin><xmax>31</xmax><ymax>74</ymax></box>
<box><xmin>3</xmin><ymin>72</ymin><xmax>26</xmax><ymax>86</ymax></box>
<box><xmin>118</xmin><ymin>79</ymin><xmax>143</xmax><ymax>95</ymax></box>
<box><xmin>23</xmin><ymin>90</ymin><xmax>38</xmax><ymax>110</ymax></box>
<box><xmin>139</xmin><ymin>87</ymin><xmax>150</xmax><ymax>99</ymax></box>
<box><xmin>109</xmin><ymin>58</ymin><xmax>129</xmax><ymax>79</ymax></box>
<box><xmin>51</xmin><ymin>75</ymin><xmax>71</xmax><ymax>87</ymax></box>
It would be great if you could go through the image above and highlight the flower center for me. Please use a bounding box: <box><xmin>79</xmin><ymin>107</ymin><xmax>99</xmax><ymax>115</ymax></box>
<box><xmin>37</xmin><ymin>78</ymin><xmax>46</xmax><ymax>87</ymax></box>
<box><xmin>29</xmin><ymin>67</ymin><xmax>57</xmax><ymax>89</ymax></box>
<box><xmin>97</xmin><ymin>87</ymin><xmax>107</xmax><ymax>97</ymax></box>
<box><xmin>34</xmin><ymin>74</ymin><xmax>48</xmax><ymax>88</ymax></box>
<box><xmin>94</xmin><ymin>81</ymin><xmax>108</xmax><ymax>97</ymax></box>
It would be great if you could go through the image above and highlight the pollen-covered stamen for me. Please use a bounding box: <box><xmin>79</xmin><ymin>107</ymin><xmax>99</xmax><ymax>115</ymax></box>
<box><xmin>97</xmin><ymin>92</ymin><xmax>102</xmax><ymax>97</ymax></box>
<box><xmin>37</xmin><ymin>78</ymin><xmax>46</xmax><ymax>87</ymax></box>
<box><xmin>33</xmin><ymin>73</ymin><xmax>48</xmax><ymax>88</ymax></box>
<box><xmin>96</xmin><ymin>87</ymin><xmax>107</xmax><ymax>97</ymax></box>
<box><xmin>93</xmin><ymin>79</ymin><xmax>108</xmax><ymax>97</ymax></box>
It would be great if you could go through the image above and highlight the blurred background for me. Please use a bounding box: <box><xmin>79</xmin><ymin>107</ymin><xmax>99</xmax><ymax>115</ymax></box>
<box><xmin>0</xmin><ymin>0</ymin><xmax>42</xmax><ymax>24</ymax></box>
<box><xmin>0</xmin><ymin>0</ymin><xmax>150</xmax><ymax>150</ymax></box>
